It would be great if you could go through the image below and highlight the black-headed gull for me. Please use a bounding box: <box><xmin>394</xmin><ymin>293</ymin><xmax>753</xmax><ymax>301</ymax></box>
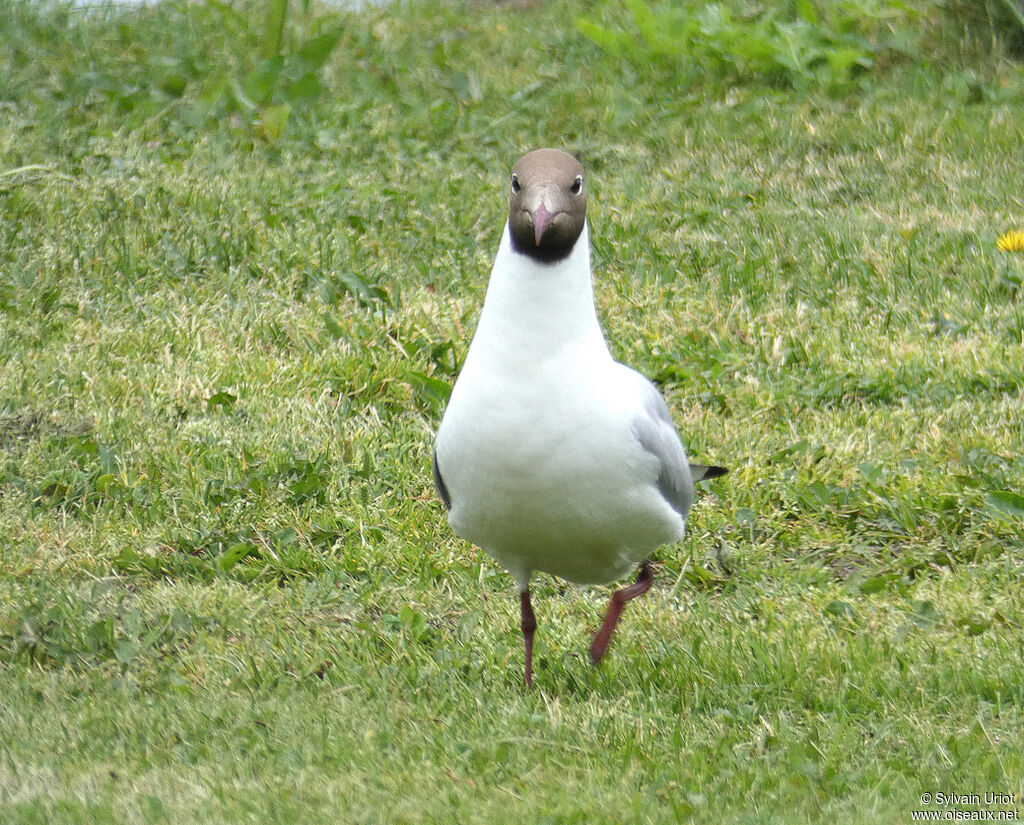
<box><xmin>434</xmin><ymin>148</ymin><xmax>726</xmax><ymax>686</ymax></box>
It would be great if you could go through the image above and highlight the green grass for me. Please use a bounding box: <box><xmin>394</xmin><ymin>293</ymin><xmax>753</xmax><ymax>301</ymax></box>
<box><xmin>2</xmin><ymin>0</ymin><xmax>1024</xmax><ymax>822</ymax></box>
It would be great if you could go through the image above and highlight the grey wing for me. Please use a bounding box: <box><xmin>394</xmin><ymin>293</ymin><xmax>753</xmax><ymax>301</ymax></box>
<box><xmin>632</xmin><ymin>380</ymin><xmax>695</xmax><ymax>517</ymax></box>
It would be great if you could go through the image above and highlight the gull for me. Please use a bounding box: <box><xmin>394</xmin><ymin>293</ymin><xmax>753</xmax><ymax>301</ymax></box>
<box><xmin>433</xmin><ymin>148</ymin><xmax>726</xmax><ymax>686</ymax></box>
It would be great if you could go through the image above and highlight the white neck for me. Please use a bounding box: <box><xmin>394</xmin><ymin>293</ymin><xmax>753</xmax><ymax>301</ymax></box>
<box><xmin>464</xmin><ymin>222</ymin><xmax>609</xmax><ymax>372</ymax></box>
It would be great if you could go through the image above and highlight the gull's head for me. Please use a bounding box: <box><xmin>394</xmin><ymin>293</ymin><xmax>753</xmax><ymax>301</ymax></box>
<box><xmin>508</xmin><ymin>148</ymin><xmax>586</xmax><ymax>264</ymax></box>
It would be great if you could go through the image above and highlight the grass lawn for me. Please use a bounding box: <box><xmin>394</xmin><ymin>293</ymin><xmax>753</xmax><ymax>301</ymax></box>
<box><xmin>2</xmin><ymin>0</ymin><xmax>1024</xmax><ymax>822</ymax></box>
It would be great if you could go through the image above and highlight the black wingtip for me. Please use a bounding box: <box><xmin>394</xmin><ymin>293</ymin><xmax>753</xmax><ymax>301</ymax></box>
<box><xmin>691</xmin><ymin>463</ymin><xmax>728</xmax><ymax>482</ymax></box>
<box><xmin>432</xmin><ymin>449</ymin><xmax>451</xmax><ymax>510</ymax></box>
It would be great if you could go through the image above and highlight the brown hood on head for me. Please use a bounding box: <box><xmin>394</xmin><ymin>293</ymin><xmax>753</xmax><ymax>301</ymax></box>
<box><xmin>508</xmin><ymin>148</ymin><xmax>587</xmax><ymax>264</ymax></box>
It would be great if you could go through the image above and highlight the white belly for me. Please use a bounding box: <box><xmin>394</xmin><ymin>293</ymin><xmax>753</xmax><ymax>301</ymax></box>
<box><xmin>435</xmin><ymin>358</ymin><xmax>685</xmax><ymax>585</ymax></box>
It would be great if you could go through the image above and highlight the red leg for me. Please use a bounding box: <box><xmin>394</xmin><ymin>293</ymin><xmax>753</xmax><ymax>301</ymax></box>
<box><xmin>520</xmin><ymin>589</ymin><xmax>537</xmax><ymax>687</ymax></box>
<box><xmin>589</xmin><ymin>561</ymin><xmax>654</xmax><ymax>664</ymax></box>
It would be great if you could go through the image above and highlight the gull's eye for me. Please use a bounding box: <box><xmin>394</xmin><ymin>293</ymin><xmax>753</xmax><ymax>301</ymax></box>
<box><xmin>570</xmin><ymin>175</ymin><xmax>584</xmax><ymax>195</ymax></box>
<box><xmin>511</xmin><ymin>173</ymin><xmax>521</xmax><ymax>194</ymax></box>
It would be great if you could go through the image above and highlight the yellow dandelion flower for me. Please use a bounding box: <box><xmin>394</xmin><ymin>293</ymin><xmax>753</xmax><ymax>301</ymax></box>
<box><xmin>997</xmin><ymin>230</ymin><xmax>1024</xmax><ymax>253</ymax></box>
